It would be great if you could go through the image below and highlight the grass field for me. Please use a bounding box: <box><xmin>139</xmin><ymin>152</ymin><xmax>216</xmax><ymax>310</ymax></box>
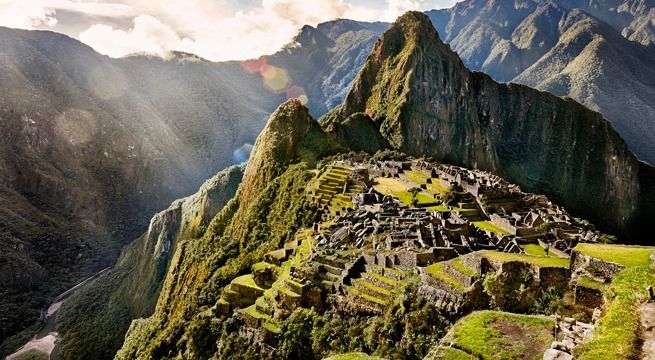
<box><xmin>479</xmin><ymin>250</ymin><xmax>569</xmax><ymax>268</ymax></box>
<box><xmin>574</xmin><ymin>244</ymin><xmax>655</xmax><ymax>267</ymax></box>
<box><xmin>437</xmin><ymin>310</ymin><xmax>554</xmax><ymax>360</ymax></box>
<box><xmin>473</xmin><ymin>221</ymin><xmax>511</xmax><ymax>235</ymax></box>
<box><xmin>373</xmin><ymin>177</ymin><xmax>436</xmax><ymax>206</ymax></box>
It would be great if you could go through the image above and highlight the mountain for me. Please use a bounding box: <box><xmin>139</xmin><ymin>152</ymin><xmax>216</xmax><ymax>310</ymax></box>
<box><xmin>116</xmin><ymin>99</ymin><xmax>337</xmax><ymax>359</ymax></box>
<box><xmin>325</xmin><ymin>11</ymin><xmax>654</xmax><ymax>239</ymax></box>
<box><xmin>110</xmin><ymin>12</ymin><xmax>655</xmax><ymax>359</ymax></box>
<box><xmin>0</xmin><ymin>21</ymin><xmax>382</xmax><ymax>354</ymax></box>
<box><xmin>56</xmin><ymin>165</ymin><xmax>243</xmax><ymax>359</ymax></box>
<box><xmin>425</xmin><ymin>0</ymin><xmax>655</xmax><ymax>164</ymax></box>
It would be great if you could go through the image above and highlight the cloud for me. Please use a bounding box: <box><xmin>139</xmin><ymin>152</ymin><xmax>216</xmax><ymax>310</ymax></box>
<box><xmin>79</xmin><ymin>14</ymin><xmax>181</xmax><ymax>57</ymax></box>
<box><xmin>0</xmin><ymin>0</ymin><xmax>58</xmax><ymax>29</ymax></box>
<box><xmin>0</xmin><ymin>0</ymin><xmax>464</xmax><ymax>61</ymax></box>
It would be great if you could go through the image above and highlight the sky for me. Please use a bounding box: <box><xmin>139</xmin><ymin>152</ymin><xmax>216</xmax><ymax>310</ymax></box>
<box><xmin>0</xmin><ymin>0</ymin><xmax>461</xmax><ymax>61</ymax></box>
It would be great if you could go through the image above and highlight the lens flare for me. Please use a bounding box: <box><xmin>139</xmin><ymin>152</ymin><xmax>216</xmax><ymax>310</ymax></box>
<box><xmin>261</xmin><ymin>64</ymin><xmax>289</xmax><ymax>92</ymax></box>
<box><xmin>240</xmin><ymin>58</ymin><xmax>267</xmax><ymax>73</ymax></box>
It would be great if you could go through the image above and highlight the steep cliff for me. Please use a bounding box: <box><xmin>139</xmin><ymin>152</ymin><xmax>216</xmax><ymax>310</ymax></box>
<box><xmin>55</xmin><ymin>165</ymin><xmax>243</xmax><ymax>359</ymax></box>
<box><xmin>326</xmin><ymin>11</ymin><xmax>649</xmax><ymax>238</ymax></box>
<box><xmin>425</xmin><ymin>0</ymin><xmax>655</xmax><ymax>165</ymax></box>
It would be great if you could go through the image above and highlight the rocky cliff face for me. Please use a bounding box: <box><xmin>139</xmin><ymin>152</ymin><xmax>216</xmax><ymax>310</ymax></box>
<box><xmin>55</xmin><ymin>165</ymin><xmax>243</xmax><ymax>360</ymax></box>
<box><xmin>329</xmin><ymin>11</ymin><xmax>648</xmax><ymax>237</ymax></box>
<box><xmin>425</xmin><ymin>0</ymin><xmax>655</xmax><ymax>164</ymax></box>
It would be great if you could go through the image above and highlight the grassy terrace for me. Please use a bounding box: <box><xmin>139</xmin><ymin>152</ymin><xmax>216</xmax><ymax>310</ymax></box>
<box><xmin>367</xmin><ymin>271</ymin><xmax>398</xmax><ymax>287</ymax></box>
<box><xmin>574</xmin><ymin>243</ymin><xmax>655</xmax><ymax>267</ymax></box>
<box><xmin>425</xmin><ymin>262</ymin><xmax>468</xmax><ymax>291</ymax></box>
<box><xmin>232</xmin><ymin>274</ymin><xmax>264</xmax><ymax>290</ymax></box>
<box><xmin>576</xmin><ymin>275</ymin><xmax>605</xmax><ymax>290</ymax></box>
<box><xmin>450</xmin><ymin>257</ymin><xmax>477</xmax><ymax>277</ymax></box>
<box><xmin>473</xmin><ymin>221</ymin><xmax>510</xmax><ymax>235</ymax></box>
<box><xmin>479</xmin><ymin>250</ymin><xmax>569</xmax><ymax>268</ymax></box>
<box><xmin>575</xmin><ymin>265</ymin><xmax>655</xmax><ymax>359</ymax></box>
<box><xmin>521</xmin><ymin>244</ymin><xmax>549</xmax><ymax>257</ymax></box>
<box><xmin>373</xmin><ymin>177</ymin><xmax>436</xmax><ymax>206</ymax></box>
<box><xmin>572</xmin><ymin>243</ymin><xmax>655</xmax><ymax>359</ymax></box>
<box><xmin>404</xmin><ymin>170</ymin><xmax>449</xmax><ymax>193</ymax></box>
<box><xmin>344</xmin><ymin>285</ymin><xmax>387</xmax><ymax>305</ymax></box>
<box><xmin>354</xmin><ymin>278</ymin><xmax>392</xmax><ymax>296</ymax></box>
<box><xmin>430</xmin><ymin>347</ymin><xmax>473</xmax><ymax>360</ymax></box>
<box><xmin>439</xmin><ymin>310</ymin><xmax>554</xmax><ymax>360</ymax></box>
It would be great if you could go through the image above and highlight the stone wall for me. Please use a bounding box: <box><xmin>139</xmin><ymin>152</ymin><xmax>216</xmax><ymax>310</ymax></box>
<box><xmin>569</xmin><ymin>250</ymin><xmax>625</xmax><ymax>282</ymax></box>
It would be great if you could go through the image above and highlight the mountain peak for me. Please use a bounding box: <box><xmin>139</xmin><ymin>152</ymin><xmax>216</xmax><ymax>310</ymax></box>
<box><xmin>239</xmin><ymin>99</ymin><xmax>323</xmax><ymax>205</ymax></box>
<box><xmin>328</xmin><ymin>9</ymin><xmax>644</xmax><ymax>236</ymax></box>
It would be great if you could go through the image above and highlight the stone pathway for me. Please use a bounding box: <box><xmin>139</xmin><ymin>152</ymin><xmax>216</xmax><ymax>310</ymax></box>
<box><xmin>640</xmin><ymin>302</ymin><xmax>655</xmax><ymax>359</ymax></box>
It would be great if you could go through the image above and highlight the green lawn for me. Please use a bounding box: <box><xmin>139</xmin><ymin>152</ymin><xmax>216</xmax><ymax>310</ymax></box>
<box><xmin>521</xmin><ymin>244</ymin><xmax>549</xmax><ymax>257</ymax></box>
<box><xmin>574</xmin><ymin>265</ymin><xmax>655</xmax><ymax>359</ymax></box>
<box><xmin>373</xmin><ymin>177</ymin><xmax>436</xmax><ymax>207</ymax></box>
<box><xmin>479</xmin><ymin>250</ymin><xmax>569</xmax><ymax>268</ymax></box>
<box><xmin>574</xmin><ymin>244</ymin><xmax>654</xmax><ymax>267</ymax></box>
<box><xmin>445</xmin><ymin>310</ymin><xmax>554</xmax><ymax>360</ymax></box>
<box><xmin>404</xmin><ymin>170</ymin><xmax>430</xmax><ymax>185</ymax></box>
<box><xmin>473</xmin><ymin>221</ymin><xmax>510</xmax><ymax>235</ymax></box>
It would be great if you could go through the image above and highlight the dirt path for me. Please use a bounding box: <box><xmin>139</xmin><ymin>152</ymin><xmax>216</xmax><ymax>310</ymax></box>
<box><xmin>6</xmin><ymin>333</ymin><xmax>57</xmax><ymax>360</ymax></box>
<box><xmin>5</xmin><ymin>266</ymin><xmax>112</xmax><ymax>360</ymax></box>
<box><xmin>640</xmin><ymin>303</ymin><xmax>655</xmax><ymax>359</ymax></box>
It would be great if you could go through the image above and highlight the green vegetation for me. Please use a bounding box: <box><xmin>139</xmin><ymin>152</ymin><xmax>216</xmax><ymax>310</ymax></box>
<box><xmin>116</xmin><ymin>163</ymin><xmax>321</xmax><ymax>359</ymax></box>
<box><xmin>373</xmin><ymin>177</ymin><xmax>435</xmax><ymax>207</ymax></box>
<box><xmin>13</xmin><ymin>349</ymin><xmax>49</xmax><ymax>360</ymax></box>
<box><xmin>473</xmin><ymin>221</ymin><xmax>510</xmax><ymax>235</ymax></box>
<box><xmin>574</xmin><ymin>244</ymin><xmax>654</xmax><ymax>267</ymax></box>
<box><xmin>575</xmin><ymin>265</ymin><xmax>655</xmax><ymax>359</ymax></box>
<box><xmin>521</xmin><ymin>244</ymin><xmax>548</xmax><ymax>256</ymax></box>
<box><xmin>576</xmin><ymin>276</ymin><xmax>606</xmax><ymax>291</ymax></box>
<box><xmin>324</xmin><ymin>352</ymin><xmax>384</xmax><ymax>360</ymax></box>
<box><xmin>425</xmin><ymin>262</ymin><xmax>468</xmax><ymax>291</ymax></box>
<box><xmin>450</xmin><ymin>258</ymin><xmax>477</xmax><ymax>277</ymax></box>
<box><xmin>479</xmin><ymin>250</ymin><xmax>569</xmax><ymax>268</ymax></box>
<box><xmin>345</xmin><ymin>286</ymin><xmax>387</xmax><ymax>306</ymax></box>
<box><xmin>231</xmin><ymin>274</ymin><xmax>263</xmax><ymax>290</ymax></box>
<box><xmin>441</xmin><ymin>311</ymin><xmax>554</xmax><ymax>360</ymax></box>
<box><xmin>431</xmin><ymin>347</ymin><xmax>473</xmax><ymax>359</ymax></box>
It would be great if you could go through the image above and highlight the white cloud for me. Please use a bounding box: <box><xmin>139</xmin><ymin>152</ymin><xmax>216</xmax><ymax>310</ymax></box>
<box><xmin>0</xmin><ymin>0</ymin><xmax>58</xmax><ymax>29</ymax></box>
<box><xmin>0</xmin><ymin>0</ymin><xmax>464</xmax><ymax>61</ymax></box>
<box><xmin>379</xmin><ymin>0</ymin><xmax>422</xmax><ymax>22</ymax></box>
<box><xmin>80</xmin><ymin>14</ymin><xmax>181</xmax><ymax>57</ymax></box>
